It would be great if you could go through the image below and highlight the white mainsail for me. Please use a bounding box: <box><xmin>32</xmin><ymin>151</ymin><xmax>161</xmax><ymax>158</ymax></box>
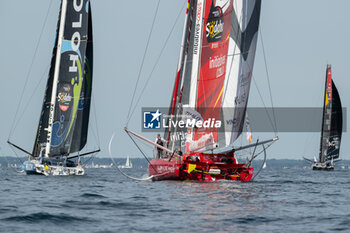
<box><xmin>119</xmin><ymin>156</ymin><xmax>132</xmax><ymax>169</ymax></box>
<box><xmin>222</xmin><ymin>0</ymin><xmax>261</xmax><ymax>147</ymax></box>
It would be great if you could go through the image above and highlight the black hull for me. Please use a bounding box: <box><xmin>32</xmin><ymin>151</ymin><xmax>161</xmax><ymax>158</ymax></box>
<box><xmin>312</xmin><ymin>166</ymin><xmax>334</xmax><ymax>171</ymax></box>
<box><xmin>312</xmin><ymin>162</ymin><xmax>334</xmax><ymax>171</ymax></box>
<box><xmin>25</xmin><ymin>170</ymin><xmax>44</xmax><ymax>175</ymax></box>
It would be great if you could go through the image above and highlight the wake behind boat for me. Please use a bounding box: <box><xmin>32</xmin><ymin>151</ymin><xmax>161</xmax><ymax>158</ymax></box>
<box><xmin>304</xmin><ymin>65</ymin><xmax>343</xmax><ymax>170</ymax></box>
<box><xmin>8</xmin><ymin>0</ymin><xmax>100</xmax><ymax>176</ymax></box>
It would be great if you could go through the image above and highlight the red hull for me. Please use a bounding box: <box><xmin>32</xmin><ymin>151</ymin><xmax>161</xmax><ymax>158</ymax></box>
<box><xmin>148</xmin><ymin>152</ymin><xmax>253</xmax><ymax>182</ymax></box>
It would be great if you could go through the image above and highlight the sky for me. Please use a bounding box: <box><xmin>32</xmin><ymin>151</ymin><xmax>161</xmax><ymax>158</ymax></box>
<box><xmin>0</xmin><ymin>0</ymin><xmax>349</xmax><ymax>160</ymax></box>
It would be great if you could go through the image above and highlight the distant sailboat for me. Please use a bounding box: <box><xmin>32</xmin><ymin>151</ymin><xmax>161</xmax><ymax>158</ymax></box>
<box><xmin>304</xmin><ymin>65</ymin><xmax>342</xmax><ymax>170</ymax></box>
<box><xmin>8</xmin><ymin>0</ymin><xmax>99</xmax><ymax>175</ymax></box>
<box><xmin>118</xmin><ymin>156</ymin><xmax>133</xmax><ymax>169</ymax></box>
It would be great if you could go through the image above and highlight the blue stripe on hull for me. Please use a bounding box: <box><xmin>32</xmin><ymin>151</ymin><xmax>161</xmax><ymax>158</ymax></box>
<box><xmin>22</xmin><ymin>161</ymin><xmax>39</xmax><ymax>175</ymax></box>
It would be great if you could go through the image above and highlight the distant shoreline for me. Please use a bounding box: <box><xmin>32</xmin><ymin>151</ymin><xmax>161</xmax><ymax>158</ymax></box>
<box><xmin>2</xmin><ymin>157</ymin><xmax>350</xmax><ymax>170</ymax></box>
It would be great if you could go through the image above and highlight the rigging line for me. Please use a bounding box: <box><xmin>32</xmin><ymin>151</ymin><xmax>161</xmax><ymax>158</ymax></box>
<box><xmin>251</xmin><ymin>144</ymin><xmax>267</xmax><ymax>181</ymax></box>
<box><xmin>259</xmin><ymin>28</ymin><xmax>278</xmax><ymax>134</ymax></box>
<box><xmin>132</xmin><ymin>136</ymin><xmax>155</xmax><ymax>150</ymax></box>
<box><xmin>126</xmin><ymin>0</ymin><xmax>161</xmax><ymax>126</ymax></box>
<box><xmin>239</xmin><ymin>31</ymin><xmax>277</xmax><ymax>135</ymax></box>
<box><xmin>251</xmin><ymin>141</ymin><xmax>275</xmax><ymax>159</ymax></box>
<box><xmin>92</xmin><ymin>92</ymin><xmax>101</xmax><ymax>147</ymax></box>
<box><xmin>252</xmin><ymin>76</ymin><xmax>277</xmax><ymax>133</ymax></box>
<box><xmin>7</xmin><ymin>145</ymin><xmax>24</xmax><ymax>166</ymax></box>
<box><xmin>108</xmin><ymin>133</ymin><xmax>156</xmax><ymax>181</ymax></box>
<box><xmin>88</xmin><ymin>121</ymin><xmax>99</xmax><ymax>148</ymax></box>
<box><xmin>9</xmin><ymin>64</ymin><xmax>50</xmax><ymax>139</ymax></box>
<box><xmin>9</xmin><ymin>0</ymin><xmax>54</xmax><ymax>139</ymax></box>
<box><xmin>79</xmin><ymin>152</ymin><xmax>97</xmax><ymax>167</ymax></box>
<box><xmin>242</xmin><ymin>43</ymin><xmax>276</xmax><ymax>134</ymax></box>
<box><xmin>126</xmin><ymin>131</ymin><xmax>158</xmax><ymax>174</ymax></box>
<box><xmin>0</xmin><ymin>147</ymin><xmax>24</xmax><ymax>173</ymax></box>
<box><xmin>128</xmin><ymin>2</ymin><xmax>186</xmax><ymax>121</ymax></box>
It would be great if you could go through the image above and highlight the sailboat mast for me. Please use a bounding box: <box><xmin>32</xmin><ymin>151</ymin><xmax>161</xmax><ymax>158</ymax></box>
<box><xmin>318</xmin><ymin>65</ymin><xmax>331</xmax><ymax>162</ymax></box>
<box><xmin>171</xmin><ymin>0</ymin><xmax>191</xmax><ymax>114</ymax></box>
<box><xmin>168</xmin><ymin>0</ymin><xmax>193</xmax><ymax>150</ymax></box>
<box><xmin>44</xmin><ymin>0</ymin><xmax>68</xmax><ymax>158</ymax></box>
<box><xmin>186</xmin><ymin>0</ymin><xmax>204</xmax><ymax>147</ymax></box>
<box><xmin>188</xmin><ymin>0</ymin><xmax>204</xmax><ymax>110</ymax></box>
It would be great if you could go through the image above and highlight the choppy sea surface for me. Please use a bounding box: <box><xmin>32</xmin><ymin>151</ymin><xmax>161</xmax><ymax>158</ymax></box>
<box><xmin>0</xmin><ymin>165</ymin><xmax>349</xmax><ymax>233</ymax></box>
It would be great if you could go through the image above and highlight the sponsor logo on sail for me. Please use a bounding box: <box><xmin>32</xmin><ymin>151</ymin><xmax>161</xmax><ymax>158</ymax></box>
<box><xmin>69</xmin><ymin>0</ymin><xmax>84</xmax><ymax>74</ymax></box>
<box><xmin>209</xmin><ymin>55</ymin><xmax>226</xmax><ymax>69</ymax></box>
<box><xmin>46</xmin><ymin>104</ymin><xmax>55</xmax><ymax>143</ymax></box>
<box><xmin>193</xmin><ymin>1</ymin><xmax>203</xmax><ymax>55</ymax></box>
<box><xmin>58</xmin><ymin>85</ymin><xmax>72</xmax><ymax>112</ymax></box>
<box><xmin>193</xmin><ymin>24</ymin><xmax>201</xmax><ymax>55</ymax></box>
<box><xmin>206</xmin><ymin>6</ymin><xmax>224</xmax><ymax>43</ymax></box>
<box><xmin>209</xmin><ymin>54</ymin><xmax>226</xmax><ymax>77</ymax></box>
<box><xmin>45</xmin><ymin>0</ymin><xmax>87</xmax><ymax>151</ymax></box>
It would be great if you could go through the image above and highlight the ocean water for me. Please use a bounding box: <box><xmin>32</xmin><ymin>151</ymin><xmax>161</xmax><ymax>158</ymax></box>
<box><xmin>0</xmin><ymin>166</ymin><xmax>349</xmax><ymax>233</ymax></box>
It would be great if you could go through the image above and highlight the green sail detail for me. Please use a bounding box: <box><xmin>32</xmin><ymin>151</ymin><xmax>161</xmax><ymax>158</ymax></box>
<box><xmin>65</xmin><ymin>59</ymin><xmax>83</xmax><ymax>140</ymax></box>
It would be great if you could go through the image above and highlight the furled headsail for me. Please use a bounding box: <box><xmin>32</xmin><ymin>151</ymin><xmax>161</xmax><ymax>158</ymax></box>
<box><xmin>32</xmin><ymin>0</ymin><xmax>93</xmax><ymax>158</ymax></box>
<box><xmin>319</xmin><ymin>65</ymin><xmax>342</xmax><ymax>162</ymax></box>
<box><xmin>165</xmin><ymin>0</ymin><xmax>261</xmax><ymax>153</ymax></box>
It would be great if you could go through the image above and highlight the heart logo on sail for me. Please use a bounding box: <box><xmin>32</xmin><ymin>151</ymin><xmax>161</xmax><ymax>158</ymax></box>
<box><xmin>58</xmin><ymin>84</ymin><xmax>72</xmax><ymax>112</ymax></box>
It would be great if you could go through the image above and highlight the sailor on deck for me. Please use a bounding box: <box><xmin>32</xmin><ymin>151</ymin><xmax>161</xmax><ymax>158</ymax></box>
<box><xmin>38</xmin><ymin>148</ymin><xmax>44</xmax><ymax>164</ymax></box>
<box><xmin>155</xmin><ymin>134</ymin><xmax>167</xmax><ymax>159</ymax></box>
<box><xmin>176</xmin><ymin>148</ymin><xmax>183</xmax><ymax>156</ymax></box>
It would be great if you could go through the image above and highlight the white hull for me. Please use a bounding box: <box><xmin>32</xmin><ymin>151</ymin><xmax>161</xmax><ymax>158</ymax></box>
<box><xmin>312</xmin><ymin>162</ymin><xmax>334</xmax><ymax>170</ymax></box>
<box><xmin>117</xmin><ymin>165</ymin><xmax>132</xmax><ymax>169</ymax></box>
<box><xmin>118</xmin><ymin>156</ymin><xmax>132</xmax><ymax>169</ymax></box>
<box><xmin>23</xmin><ymin>160</ymin><xmax>84</xmax><ymax>176</ymax></box>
